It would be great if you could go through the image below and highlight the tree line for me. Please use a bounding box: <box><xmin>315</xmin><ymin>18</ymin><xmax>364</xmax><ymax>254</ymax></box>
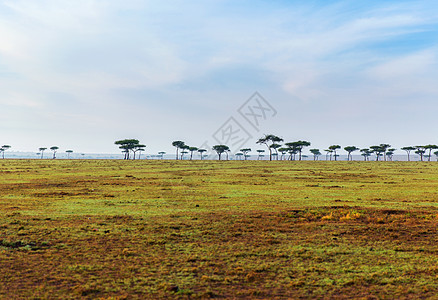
<box><xmin>114</xmin><ymin>136</ymin><xmax>438</xmax><ymax>162</ymax></box>
<box><xmin>0</xmin><ymin>145</ymin><xmax>74</xmax><ymax>159</ymax></box>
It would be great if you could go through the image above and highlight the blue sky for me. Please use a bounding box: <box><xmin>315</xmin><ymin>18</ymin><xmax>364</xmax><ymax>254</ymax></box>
<box><xmin>1</xmin><ymin>0</ymin><xmax>438</xmax><ymax>155</ymax></box>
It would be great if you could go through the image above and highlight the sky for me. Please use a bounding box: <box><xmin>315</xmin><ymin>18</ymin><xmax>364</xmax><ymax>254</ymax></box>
<box><xmin>1</xmin><ymin>0</ymin><xmax>438</xmax><ymax>156</ymax></box>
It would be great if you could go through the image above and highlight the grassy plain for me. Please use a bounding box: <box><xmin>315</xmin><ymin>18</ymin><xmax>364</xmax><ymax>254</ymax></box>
<box><xmin>2</xmin><ymin>159</ymin><xmax>438</xmax><ymax>299</ymax></box>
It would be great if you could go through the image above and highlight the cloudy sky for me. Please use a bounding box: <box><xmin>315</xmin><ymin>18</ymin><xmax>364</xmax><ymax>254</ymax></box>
<box><xmin>1</xmin><ymin>0</ymin><xmax>438</xmax><ymax>155</ymax></box>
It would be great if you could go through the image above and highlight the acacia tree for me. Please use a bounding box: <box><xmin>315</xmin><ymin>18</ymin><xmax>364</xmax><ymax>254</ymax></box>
<box><xmin>344</xmin><ymin>146</ymin><xmax>359</xmax><ymax>161</ymax></box>
<box><xmin>434</xmin><ymin>150</ymin><xmax>438</xmax><ymax>162</ymax></box>
<box><xmin>0</xmin><ymin>145</ymin><xmax>11</xmax><ymax>159</ymax></box>
<box><xmin>328</xmin><ymin>145</ymin><xmax>341</xmax><ymax>161</ymax></box>
<box><xmin>212</xmin><ymin>145</ymin><xmax>230</xmax><ymax>160</ymax></box>
<box><xmin>270</xmin><ymin>143</ymin><xmax>282</xmax><ymax>160</ymax></box>
<box><xmin>309</xmin><ymin>149</ymin><xmax>321</xmax><ymax>161</ymax></box>
<box><xmin>386</xmin><ymin>149</ymin><xmax>396</xmax><ymax>161</ymax></box>
<box><xmin>66</xmin><ymin>150</ymin><xmax>73</xmax><ymax>159</ymax></box>
<box><xmin>256</xmin><ymin>149</ymin><xmax>265</xmax><ymax>160</ymax></box>
<box><xmin>235</xmin><ymin>153</ymin><xmax>244</xmax><ymax>160</ymax></box>
<box><xmin>286</xmin><ymin>141</ymin><xmax>311</xmax><ymax>161</ymax></box>
<box><xmin>380</xmin><ymin>144</ymin><xmax>391</xmax><ymax>161</ymax></box>
<box><xmin>256</xmin><ymin>134</ymin><xmax>284</xmax><ymax>161</ymax></box>
<box><xmin>401</xmin><ymin>146</ymin><xmax>415</xmax><ymax>161</ymax></box>
<box><xmin>158</xmin><ymin>151</ymin><xmax>166</xmax><ymax>159</ymax></box>
<box><xmin>240</xmin><ymin>148</ymin><xmax>251</xmax><ymax>160</ymax></box>
<box><xmin>172</xmin><ymin>141</ymin><xmax>185</xmax><ymax>160</ymax></box>
<box><xmin>415</xmin><ymin>146</ymin><xmax>426</xmax><ymax>161</ymax></box>
<box><xmin>285</xmin><ymin>143</ymin><xmax>299</xmax><ymax>160</ymax></box>
<box><xmin>180</xmin><ymin>145</ymin><xmax>189</xmax><ymax>160</ymax></box>
<box><xmin>39</xmin><ymin>147</ymin><xmax>47</xmax><ymax>159</ymax></box>
<box><xmin>50</xmin><ymin>146</ymin><xmax>59</xmax><ymax>159</ymax></box>
<box><xmin>360</xmin><ymin>148</ymin><xmax>372</xmax><ymax>161</ymax></box>
<box><xmin>188</xmin><ymin>147</ymin><xmax>198</xmax><ymax>160</ymax></box>
<box><xmin>198</xmin><ymin>149</ymin><xmax>207</xmax><ymax>160</ymax></box>
<box><xmin>370</xmin><ymin>145</ymin><xmax>385</xmax><ymax>161</ymax></box>
<box><xmin>132</xmin><ymin>144</ymin><xmax>146</xmax><ymax>160</ymax></box>
<box><xmin>278</xmin><ymin>148</ymin><xmax>288</xmax><ymax>160</ymax></box>
<box><xmin>424</xmin><ymin>145</ymin><xmax>438</xmax><ymax>162</ymax></box>
<box><xmin>115</xmin><ymin>139</ymin><xmax>142</xmax><ymax>160</ymax></box>
<box><xmin>324</xmin><ymin>149</ymin><xmax>333</xmax><ymax>161</ymax></box>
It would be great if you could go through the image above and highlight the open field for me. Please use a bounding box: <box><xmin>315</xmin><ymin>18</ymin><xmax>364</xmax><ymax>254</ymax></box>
<box><xmin>2</xmin><ymin>160</ymin><xmax>438</xmax><ymax>299</ymax></box>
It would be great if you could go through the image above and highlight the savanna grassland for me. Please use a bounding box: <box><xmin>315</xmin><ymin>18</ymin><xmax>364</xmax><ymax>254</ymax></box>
<box><xmin>2</xmin><ymin>160</ymin><xmax>438</xmax><ymax>299</ymax></box>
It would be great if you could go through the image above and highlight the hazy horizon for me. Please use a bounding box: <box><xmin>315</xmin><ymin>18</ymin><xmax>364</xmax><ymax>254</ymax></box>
<box><xmin>1</xmin><ymin>1</ymin><xmax>438</xmax><ymax>154</ymax></box>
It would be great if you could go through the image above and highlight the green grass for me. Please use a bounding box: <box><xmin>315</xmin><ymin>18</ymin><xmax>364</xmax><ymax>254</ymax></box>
<box><xmin>2</xmin><ymin>160</ymin><xmax>438</xmax><ymax>298</ymax></box>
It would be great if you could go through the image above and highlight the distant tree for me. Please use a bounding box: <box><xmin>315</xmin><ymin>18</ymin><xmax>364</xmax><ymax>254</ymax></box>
<box><xmin>172</xmin><ymin>141</ymin><xmax>186</xmax><ymax>160</ymax></box>
<box><xmin>66</xmin><ymin>150</ymin><xmax>73</xmax><ymax>159</ymax></box>
<box><xmin>180</xmin><ymin>145</ymin><xmax>189</xmax><ymax>160</ymax></box>
<box><xmin>197</xmin><ymin>149</ymin><xmax>207</xmax><ymax>160</ymax></box>
<box><xmin>50</xmin><ymin>146</ymin><xmax>59</xmax><ymax>159</ymax></box>
<box><xmin>285</xmin><ymin>141</ymin><xmax>311</xmax><ymax>161</ymax></box>
<box><xmin>401</xmin><ymin>146</ymin><xmax>416</xmax><ymax>162</ymax></box>
<box><xmin>240</xmin><ymin>148</ymin><xmax>251</xmax><ymax>161</ymax></box>
<box><xmin>115</xmin><ymin>139</ymin><xmax>141</xmax><ymax>160</ymax></box>
<box><xmin>256</xmin><ymin>134</ymin><xmax>284</xmax><ymax>161</ymax></box>
<box><xmin>212</xmin><ymin>145</ymin><xmax>230</xmax><ymax>160</ymax></box>
<box><xmin>328</xmin><ymin>145</ymin><xmax>341</xmax><ymax>161</ymax></box>
<box><xmin>188</xmin><ymin>147</ymin><xmax>198</xmax><ymax>160</ymax></box>
<box><xmin>158</xmin><ymin>151</ymin><xmax>166</xmax><ymax>159</ymax></box>
<box><xmin>256</xmin><ymin>149</ymin><xmax>265</xmax><ymax>160</ymax></box>
<box><xmin>270</xmin><ymin>143</ymin><xmax>282</xmax><ymax>160</ymax></box>
<box><xmin>344</xmin><ymin>146</ymin><xmax>359</xmax><ymax>161</ymax></box>
<box><xmin>360</xmin><ymin>148</ymin><xmax>372</xmax><ymax>161</ymax></box>
<box><xmin>136</xmin><ymin>146</ymin><xmax>146</xmax><ymax>159</ymax></box>
<box><xmin>0</xmin><ymin>145</ymin><xmax>11</xmax><ymax>159</ymax></box>
<box><xmin>309</xmin><ymin>149</ymin><xmax>321</xmax><ymax>161</ymax></box>
<box><xmin>235</xmin><ymin>153</ymin><xmax>244</xmax><ymax>160</ymax></box>
<box><xmin>286</xmin><ymin>143</ymin><xmax>299</xmax><ymax>160</ymax></box>
<box><xmin>415</xmin><ymin>146</ymin><xmax>426</xmax><ymax>161</ymax></box>
<box><xmin>278</xmin><ymin>148</ymin><xmax>288</xmax><ymax>160</ymax></box>
<box><xmin>324</xmin><ymin>149</ymin><xmax>333</xmax><ymax>161</ymax></box>
<box><xmin>379</xmin><ymin>144</ymin><xmax>391</xmax><ymax>161</ymax></box>
<box><xmin>370</xmin><ymin>145</ymin><xmax>385</xmax><ymax>161</ymax></box>
<box><xmin>132</xmin><ymin>144</ymin><xmax>146</xmax><ymax>160</ymax></box>
<box><xmin>39</xmin><ymin>147</ymin><xmax>47</xmax><ymax>159</ymax></box>
<box><xmin>181</xmin><ymin>150</ymin><xmax>188</xmax><ymax>160</ymax></box>
<box><xmin>386</xmin><ymin>149</ymin><xmax>396</xmax><ymax>161</ymax></box>
<box><xmin>424</xmin><ymin>145</ymin><xmax>438</xmax><ymax>162</ymax></box>
<box><xmin>434</xmin><ymin>151</ymin><xmax>438</xmax><ymax>162</ymax></box>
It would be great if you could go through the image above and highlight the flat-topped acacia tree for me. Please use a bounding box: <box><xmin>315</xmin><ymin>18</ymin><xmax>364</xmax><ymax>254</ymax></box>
<box><xmin>328</xmin><ymin>145</ymin><xmax>341</xmax><ymax>161</ymax></box>
<box><xmin>360</xmin><ymin>148</ymin><xmax>372</xmax><ymax>161</ymax></box>
<box><xmin>197</xmin><ymin>149</ymin><xmax>207</xmax><ymax>160</ymax></box>
<box><xmin>344</xmin><ymin>146</ymin><xmax>359</xmax><ymax>161</ymax></box>
<box><xmin>401</xmin><ymin>146</ymin><xmax>416</xmax><ymax>161</ymax></box>
<box><xmin>115</xmin><ymin>139</ymin><xmax>144</xmax><ymax>160</ymax></box>
<box><xmin>424</xmin><ymin>145</ymin><xmax>438</xmax><ymax>162</ymax></box>
<box><xmin>257</xmin><ymin>149</ymin><xmax>265</xmax><ymax>160</ymax></box>
<box><xmin>240</xmin><ymin>148</ymin><xmax>251</xmax><ymax>161</ymax></box>
<box><xmin>188</xmin><ymin>147</ymin><xmax>198</xmax><ymax>160</ymax></box>
<box><xmin>310</xmin><ymin>149</ymin><xmax>321</xmax><ymax>161</ymax></box>
<box><xmin>212</xmin><ymin>145</ymin><xmax>230</xmax><ymax>161</ymax></box>
<box><xmin>66</xmin><ymin>150</ymin><xmax>73</xmax><ymax>159</ymax></box>
<box><xmin>286</xmin><ymin>141</ymin><xmax>311</xmax><ymax>161</ymax></box>
<box><xmin>39</xmin><ymin>147</ymin><xmax>47</xmax><ymax>159</ymax></box>
<box><xmin>172</xmin><ymin>141</ymin><xmax>185</xmax><ymax>160</ymax></box>
<box><xmin>50</xmin><ymin>146</ymin><xmax>59</xmax><ymax>159</ymax></box>
<box><xmin>0</xmin><ymin>145</ymin><xmax>11</xmax><ymax>159</ymax></box>
<box><xmin>257</xmin><ymin>134</ymin><xmax>283</xmax><ymax>161</ymax></box>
